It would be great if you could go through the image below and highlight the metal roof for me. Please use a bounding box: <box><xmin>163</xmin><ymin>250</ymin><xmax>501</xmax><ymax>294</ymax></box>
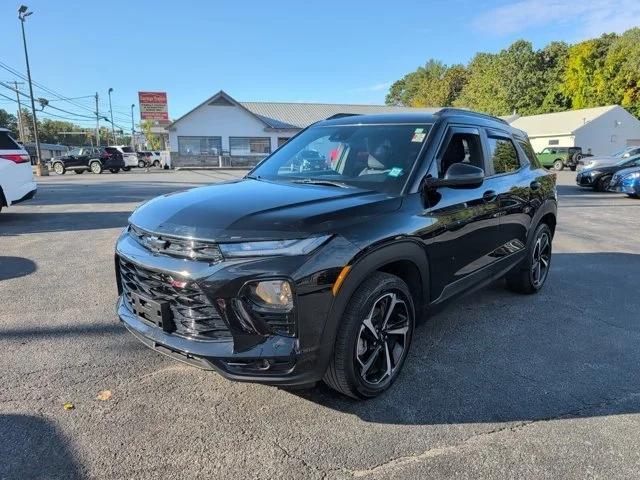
<box><xmin>509</xmin><ymin>105</ymin><xmax>620</xmax><ymax>137</ymax></box>
<box><xmin>168</xmin><ymin>90</ymin><xmax>440</xmax><ymax>130</ymax></box>
<box><xmin>239</xmin><ymin>101</ymin><xmax>440</xmax><ymax>129</ymax></box>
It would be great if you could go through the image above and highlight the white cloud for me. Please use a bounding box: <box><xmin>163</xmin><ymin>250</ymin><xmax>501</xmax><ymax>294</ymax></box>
<box><xmin>472</xmin><ymin>0</ymin><xmax>640</xmax><ymax>38</ymax></box>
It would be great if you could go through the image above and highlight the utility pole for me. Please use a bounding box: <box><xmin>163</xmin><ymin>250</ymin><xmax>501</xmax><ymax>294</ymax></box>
<box><xmin>12</xmin><ymin>80</ymin><xmax>26</xmax><ymax>142</ymax></box>
<box><xmin>94</xmin><ymin>92</ymin><xmax>100</xmax><ymax>147</ymax></box>
<box><xmin>18</xmin><ymin>5</ymin><xmax>47</xmax><ymax>176</ymax></box>
<box><xmin>130</xmin><ymin>103</ymin><xmax>135</xmax><ymax>149</ymax></box>
<box><xmin>108</xmin><ymin>87</ymin><xmax>115</xmax><ymax>145</ymax></box>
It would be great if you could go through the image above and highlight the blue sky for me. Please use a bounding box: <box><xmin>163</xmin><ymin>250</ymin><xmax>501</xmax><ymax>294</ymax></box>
<box><xmin>1</xmin><ymin>0</ymin><xmax>638</xmax><ymax>128</ymax></box>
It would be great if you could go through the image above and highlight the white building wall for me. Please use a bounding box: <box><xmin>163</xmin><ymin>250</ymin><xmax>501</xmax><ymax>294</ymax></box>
<box><xmin>529</xmin><ymin>135</ymin><xmax>574</xmax><ymax>153</ymax></box>
<box><xmin>168</xmin><ymin>104</ymin><xmax>290</xmax><ymax>154</ymax></box>
<box><xmin>573</xmin><ymin>106</ymin><xmax>640</xmax><ymax>156</ymax></box>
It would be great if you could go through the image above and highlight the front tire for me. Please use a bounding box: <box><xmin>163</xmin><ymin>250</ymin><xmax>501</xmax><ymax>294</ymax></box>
<box><xmin>596</xmin><ymin>175</ymin><xmax>612</xmax><ymax>192</ymax></box>
<box><xmin>53</xmin><ymin>162</ymin><xmax>65</xmax><ymax>175</ymax></box>
<box><xmin>627</xmin><ymin>193</ymin><xmax>639</xmax><ymax>199</ymax></box>
<box><xmin>323</xmin><ymin>272</ymin><xmax>415</xmax><ymax>399</ymax></box>
<box><xmin>553</xmin><ymin>160</ymin><xmax>564</xmax><ymax>171</ymax></box>
<box><xmin>506</xmin><ymin>223</ymin><xmax>552</xmax><ymax>294</ymax></box>
<box><xmin>90</xmin><ymin>161</ymin><xmax>103</xmax><ymax>174</ymax></box>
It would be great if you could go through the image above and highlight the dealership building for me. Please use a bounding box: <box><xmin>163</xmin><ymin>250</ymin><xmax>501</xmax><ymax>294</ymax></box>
<box><xmin>166</xmin><ymin>91</ymin><xmax>437</xmax><ymax>167</ymax></box>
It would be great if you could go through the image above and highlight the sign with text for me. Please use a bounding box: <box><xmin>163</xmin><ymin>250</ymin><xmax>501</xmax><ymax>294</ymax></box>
<box><xmin>138</xmin><ymin>91</ymin><xmax>169</xmax><ymax>121</ymax></box>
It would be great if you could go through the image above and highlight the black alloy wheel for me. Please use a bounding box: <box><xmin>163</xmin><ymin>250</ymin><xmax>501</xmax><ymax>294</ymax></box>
<box><xmin>597</xmin><ymin>175</ymin><xmax>612</xmax><ymax>192</ymax></box>
<box><xmin>506</xmin><ymin>223</ymin><xmax>553</xmax><ymax>294</ymax></box>
<box><xmin>324</xmin><ymin>272</ymin><xmax>415</xmax><ymax>398</ymax></box>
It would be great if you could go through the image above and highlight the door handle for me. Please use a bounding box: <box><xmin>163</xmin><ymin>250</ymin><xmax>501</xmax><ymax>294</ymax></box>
<box><xmin>482</xmin><ymin>190</ymin><xmax>497</xmax><ymax>202</ymax></box>
<box><xmin>530</xmin><ymin>181</ymin><xmax>541</xmax><ymax>191</ymax></box>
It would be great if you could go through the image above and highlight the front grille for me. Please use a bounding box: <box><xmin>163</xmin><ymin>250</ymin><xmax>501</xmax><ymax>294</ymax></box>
<box><xmin>118</xmin><ymin>257</ymin><xmax>231</xmax><ymax>340</ymax></box>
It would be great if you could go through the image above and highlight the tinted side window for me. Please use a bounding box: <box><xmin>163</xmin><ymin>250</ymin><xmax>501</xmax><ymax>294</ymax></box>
<box><xmin>487</xmin><ymin>137</ymin><xmax>520</xmax><ymax>175</ymax></box>
<box><xmin>438</xmin><ymin>132</ymin><xmax>484</xmax><ymax>177</ymax></box>
<box><xmin>517</xmin><ymin>139</ymin><xmax>540</xmax><ymax>168</ymax></box>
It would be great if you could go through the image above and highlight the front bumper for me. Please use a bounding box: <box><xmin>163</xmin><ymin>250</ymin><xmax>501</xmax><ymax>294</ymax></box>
<box><xmin>115</xmin><ymin>228</ymin><xmax>350</xmax><ymax>385</ymax></box>
<box><xmin>576</xmin><ymin>172</ymin><xmax>595</xmax><ymax>187</ymax></box>
<box><xmin>608</xmin><ymin>179</ymin><xmax>639</xmax><ymax>195</ymax></box>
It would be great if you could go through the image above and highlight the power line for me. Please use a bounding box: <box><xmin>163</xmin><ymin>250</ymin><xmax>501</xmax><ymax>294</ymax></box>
<box><xmin>0</xmin><ymin>81</ymin><xmax>95</xmax><ymax>119</ymax></box>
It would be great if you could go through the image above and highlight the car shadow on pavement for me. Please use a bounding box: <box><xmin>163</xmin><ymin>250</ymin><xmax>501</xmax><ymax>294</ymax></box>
<box><xmin>556</xmin><ymin>184</ymin><xmax>620</xmax><ymax>197</ymax></box>
<box><xmin>0</xmin><ymin>414</ymin><xmax>84</xmax><ymax>480</ymax></box>
<box><xmin>296</xmin><ymin>252</ymin><xmax>640</xmax><ymax>426</ymax></box>
<box><xmin>0</xmin><ymin>256</ymin><xmax>37</xmax><ymax>281</ymax></box>
<box><xmin>0</xmin><ymin>211</ymin><xmax>131</xmax><ymax>235</ymax></box>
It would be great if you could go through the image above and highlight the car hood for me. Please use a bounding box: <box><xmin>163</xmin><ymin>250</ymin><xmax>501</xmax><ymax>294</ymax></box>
<box><xmin>129</xmin><ymin>178</ymin><xmax>401</xmax><ymax>241</ymax></box>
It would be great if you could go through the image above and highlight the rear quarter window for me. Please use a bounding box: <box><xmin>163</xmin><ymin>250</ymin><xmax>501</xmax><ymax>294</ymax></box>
<box><xmin>0</xmin><ymin>131</ymin><xmax>20</xmax><ymax>150</ymax></box>
<box><xmin>517</xmin><ymin>139</ymin><xmax>541</xmax><ymax>168</ymax></box>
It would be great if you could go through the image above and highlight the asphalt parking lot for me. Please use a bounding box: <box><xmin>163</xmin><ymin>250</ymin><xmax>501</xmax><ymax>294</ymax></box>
<box><xmin>1</xmin><ymin>169</ymin><xmax>639</xmax><ymax>479</ymax></box>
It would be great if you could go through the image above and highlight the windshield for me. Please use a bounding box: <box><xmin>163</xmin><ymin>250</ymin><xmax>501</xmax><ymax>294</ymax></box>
<box><xmin>616</xmin><ymin>155</ymin><xmax>640</xmax><ymax>166</ymax></box>
<box><xmin>249</xmin><ymin>123</ymin><xmax>431</xmax><ymax>194</ymax></box>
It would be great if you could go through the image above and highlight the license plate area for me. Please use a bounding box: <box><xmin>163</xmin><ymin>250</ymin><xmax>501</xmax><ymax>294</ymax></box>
<box><xmin>129</xmin><ymin>291</ymin><xmax>175</xmax><ymax>333</ymax></box>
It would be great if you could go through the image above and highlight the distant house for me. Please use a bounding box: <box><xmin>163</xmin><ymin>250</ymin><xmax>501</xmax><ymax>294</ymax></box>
<box><xmin>166</xmin><ymin>90</ymin><xmax>438</xmax><ymax>167</ymax></box>
<box><xmin>509</xmin><ymin>105</ymin><xmax>640</xmax><ymax>156</ymax></box>
<box><xmin>23</xmin><ymin>142</ymin><xmax>68</xmax><ymax>163</ymax></box>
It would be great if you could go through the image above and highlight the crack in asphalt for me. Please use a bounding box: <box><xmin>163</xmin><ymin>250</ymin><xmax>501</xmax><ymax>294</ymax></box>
<box><xmin>347</xmin><ymin>391</ymin><xmax>640</xmax><ymax>478</ymax></box>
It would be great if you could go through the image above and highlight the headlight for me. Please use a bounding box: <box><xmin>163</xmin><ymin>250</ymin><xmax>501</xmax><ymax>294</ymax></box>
<box><xmin>219</xmin><ymin>235</ymin><xmax>330</xmax><ymax>258</ymax></box>
<box><xmin>247</xmin><ymin>280</ymin><xmax>293</xmax><ymax>310</ymax></box>
<box><xmin>589</xmin><ymin>170</ymin><xmax>601</xmax><ymax>177</ymax></box>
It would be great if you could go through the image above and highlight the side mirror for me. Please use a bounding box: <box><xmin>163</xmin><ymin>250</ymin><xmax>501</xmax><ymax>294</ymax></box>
<box><xmin>424</xmin><ymin>163</ymin><xmax>485</xmax><ymax>189</ymax></box>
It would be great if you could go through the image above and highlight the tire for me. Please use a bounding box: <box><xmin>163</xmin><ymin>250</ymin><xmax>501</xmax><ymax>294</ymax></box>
<box><xmin>74</xmin><ymin>169</ymin><xmax>84</xmax><ymax>174</ymax></box>
<box><xmin>506</xmin><ymin>223</ymin><xmax>552</xmax><ymax>294</ymax></box>
<box><xmin>596</xmin><ymin>175</ymin><xmax>611</xmax><ymax>192</ymax></box>
<box><xmin>138</xmin><ymin>160</ymin><xmax>146</xmax><ymax>168</ymax></box>
<box><xmin>323</xmin><ymin>272</ymin><xmax>415</xmax><ymax>399</ymax></box>
<box><xmin>572</xmin><ymin>152</ymin><xmax>583</xmax><ymax>163</ymax></box>
<box><xmin>122</xmin><ymin>166</ymin><xmax>131</xmax><ymax>172</ymax></box>
<box><xmin>109</xmin><ymin>168</ymin><xmax>120</xmax><ymax>174</ymax></box>
<box><xmin>627</xmin><ymin>194</ymin><xmax>639</xmax><ymax>199</ymax></box>
<box><xmin>153</xmin><ymin>160</ymin><xmax>160</xmax><ymax>167</ymax></box>
<box><xmin>53</xmin><ymin>162</ymin><xmax>65</xmax><ymax>175</ymax></box>
<box><xmin>553</xmin><ymin>159</ymin><xmax>564</xmax><ymax>171</ymax></box>
<box><xmin>90</xmin><ymin>161</ymin><xmax>103</xmax><ymax>174</ymax></box>
<box><xmin>570</xmin><ymin>165</ymin><xmax>577</xmax><ymax>171</ymax></box>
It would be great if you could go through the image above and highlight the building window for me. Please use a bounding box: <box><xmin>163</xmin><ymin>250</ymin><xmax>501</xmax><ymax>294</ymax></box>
<box><xmin>548</xmin><ymin>139</ymin><xmax>559</xmax><ymax>145</ymax></box>
<box><xmin>229</xmin><ymin>137</ymin><xmax>271</xmax><ymax>156</ymax></box>
<box><xmin>178</xmin><ymin>136</ymin><xmax>222</xmax><ymax>156</ymax></box>
<box><xmin>277</xmin><ymin>137</ymin><xmax>291</xmax><ymax>147</ymax></box>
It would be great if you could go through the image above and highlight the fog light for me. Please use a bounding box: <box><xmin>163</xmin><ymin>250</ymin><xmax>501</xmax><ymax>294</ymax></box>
<box><xmin>250</xmin><ymin>280</ymin><xmax>293</xmax><ymax>310</ymax></box>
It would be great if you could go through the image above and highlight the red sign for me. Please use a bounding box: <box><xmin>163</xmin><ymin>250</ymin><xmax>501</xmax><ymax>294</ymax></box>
<box><xmin>138</xmin><ymin>91</ymin><xmax>169</xmax><ymax>121</ymax></box>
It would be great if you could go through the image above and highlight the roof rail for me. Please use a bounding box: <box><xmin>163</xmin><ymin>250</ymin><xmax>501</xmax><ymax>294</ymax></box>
<box><xmin>325</xmin><ymin>113</ymin><xmax>362</xmax><ymax>120</ymax></box>
<box><xmin>435</xmin><ymin>108</ymin><xmax>509</xmax><ymax>125</ymax></box>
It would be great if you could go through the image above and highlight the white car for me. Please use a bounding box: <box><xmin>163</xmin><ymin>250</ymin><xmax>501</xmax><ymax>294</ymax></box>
<box><xmin>0</xmin><ymin>128</ymin><xmax>37</xmax><ymax>214</ymax></box>
<box><xmin>111</xmin><ymin>145</ymin><xmax>139</xmax><ymax>170</ymax></box>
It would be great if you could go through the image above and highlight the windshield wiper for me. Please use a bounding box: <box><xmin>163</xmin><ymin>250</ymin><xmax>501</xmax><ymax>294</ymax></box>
<box><xmin>291</xmin><ymin>178</ymin><xmax>350</xmax><ymax>188</ymax></box>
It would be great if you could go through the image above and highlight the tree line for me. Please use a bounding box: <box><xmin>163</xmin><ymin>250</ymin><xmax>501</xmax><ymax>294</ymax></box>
<box><xmin>0</xmin><ymin>107</ymin><xmax>131</xmax><ymax>146</ymax></box>
<box><xmin>385</xmin><ymin>28</ymin><xmax>640</xmax><ymax>118</ymax></box>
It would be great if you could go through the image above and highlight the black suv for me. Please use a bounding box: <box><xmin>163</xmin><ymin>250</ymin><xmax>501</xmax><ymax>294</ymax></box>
<box><xmin>115</xmin><ymin>109</ymin><xmax>557</xmax><ymax>398</ymax></box>
<box><xmin>51</xmin><ymin>146</ymin><xmax>125</xmax><ymax>174</ymax></box>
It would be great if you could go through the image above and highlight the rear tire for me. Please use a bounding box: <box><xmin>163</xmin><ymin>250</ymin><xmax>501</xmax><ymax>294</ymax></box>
<box><xmin>553</xmin><ymin>160</ymin><xmax>564</xmax><ymax>171</ymax></box>
<box><xmin>153</xmin><ymin>160</ymin><xmax>160</xmax><ymax>167</ymax></box>
<box><xmin>53</xmin><ymin>162</ymin><xmax>65</xmax><ymax>175</ymax></box>
<box><xmin>323</xmin><ymin>272</ymin><xmax>415</xmax><ymax>399</ymax></box>
<box><xmin>122</xmin><ymin>166</ymin><xmax>131</xmax><ymax>172</ymax></box>
<box><xmin>506</xmin><ymin>223</ymin><xmax>552</xmax><ymax>294</ymax></box>
<box><xmin>90</xmin><ymin>161</ymin><xmax>102</xmax><ymax>174</ymax></box>
<box><xmin>109</xmin><ymin>168</ymin><xmax>120</xmax><ymax>174</ymax></box>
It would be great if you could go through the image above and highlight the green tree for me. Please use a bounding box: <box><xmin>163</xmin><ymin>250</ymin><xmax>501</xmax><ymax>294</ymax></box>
<box><xmin>453</xmin><ymin>52</ymin><xmax>509</xmax><ymax>115</ymax></box>
<box><xmin>539</xmin><ymin>41</ymin><xmax>571</xmax><ymax>112</ymax></box>
<box><xmin>0</xmin><ymin>109</ymin><xmax>18</xmax><ymax>138</ymax></box>
<box><xmin>141</xmin><ymin>120</ymin><xmax>162</xmax><ymax>150</ymax></box>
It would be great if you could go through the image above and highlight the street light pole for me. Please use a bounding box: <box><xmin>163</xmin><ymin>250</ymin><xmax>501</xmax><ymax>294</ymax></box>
<box><xmin>108</xmin><ymin>87</ymin><xmax>115</xmax><ymax>145</ymax></box>
<box><xmin>95</xmin><ymin>92</ymin><xmax>100</xmax><ymax>147</ymax></box>
<box><xmin>130</xmin><ymin>104</ymin><xmax>135</xmax><ymax>149</ymax></box>
<box><xmin>18</xmin><ymin>5</ymin><xmax>47</xmax><ymax>176</ymax></box>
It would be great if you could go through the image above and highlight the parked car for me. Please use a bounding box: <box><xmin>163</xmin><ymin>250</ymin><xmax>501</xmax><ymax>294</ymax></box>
<box><xmin>138</xmin><ymin>151</ymin><xmax>162</xmax><ymax>167</ymax></box>
<box><xmin>111</xmin><ymin>145</ymin><xmax>139</xmax><ymax>170</ymax></box>
<box><xmin>577</xmin><ymin>146</ymin><xmax>640</xmax><ymax>172</ymax></box>
<box><xmin>0</xmin><ymin>128</ymin><xmax>37</xmax><ymax>213</ymax></box>
<box><xmin>608</xmin><ymin>165</ymin><xmax>640</xmax><ymax>198</ymax></box>
<box><xmin>50</xmin><ymin>147</ymin><xmax>125</xmax><ymax>174</ymax></box>
<box><xmin>536</xmin><ymin>146</ymin><xmax>584</xmax><ymax>171</ymax></box>
<box><xmin>115</xmin><ymin>109</ymin><xmax>557</xmax><ymax>399</ymax></box>
<box><xmin>576</xmin><ymin>155</ymin><xmax>640</xmax><ymax>191</ymax></box>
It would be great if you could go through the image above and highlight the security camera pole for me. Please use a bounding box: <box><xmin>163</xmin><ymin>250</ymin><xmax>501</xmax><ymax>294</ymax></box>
<box><xmin>18</xmin><ymin>4</ymin><xmax>47</xmax><ymax>176</ymax></box>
